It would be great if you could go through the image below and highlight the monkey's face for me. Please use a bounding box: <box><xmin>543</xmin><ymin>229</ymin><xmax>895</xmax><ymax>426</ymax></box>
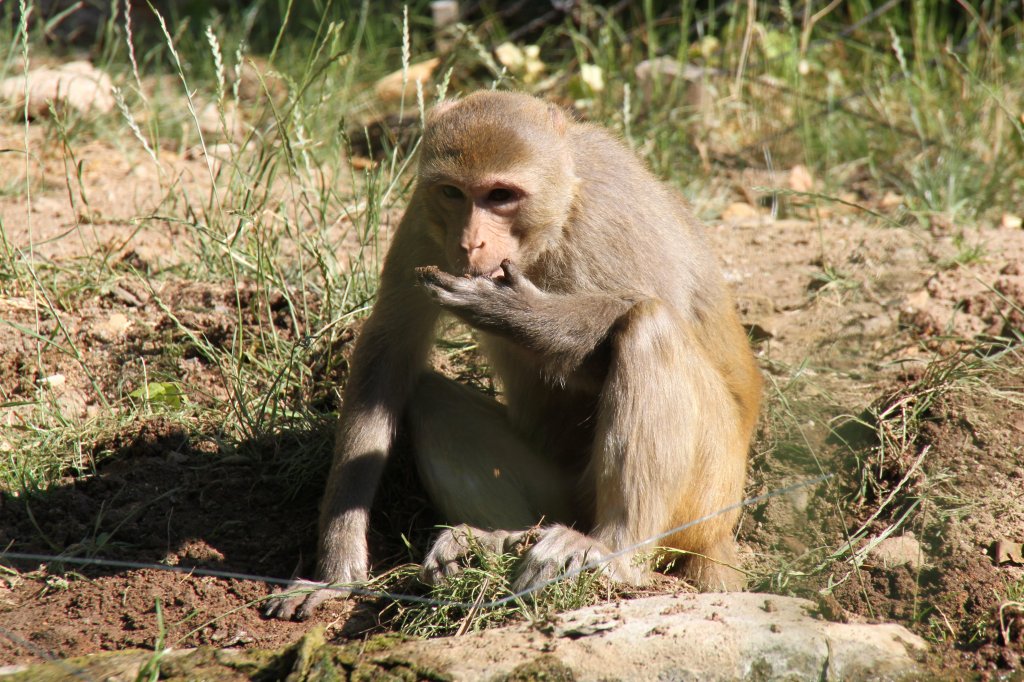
<box><xmin>426</xmin><ymin>179</ymin><xmax>526</xmax><ymax>278</ymax></box>
<box><xmin>417</xmin><ymin>91</ymin><xmax>580</xmax><ymax>278</ymax></box>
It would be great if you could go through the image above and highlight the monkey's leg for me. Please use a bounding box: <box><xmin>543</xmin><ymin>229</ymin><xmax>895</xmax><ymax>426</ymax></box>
<box><xmin>591</xmin><ymin>299</ymin><xmax>748</xmax><ymax>592</ymax></box>
<box><xmin>408</xmin><ymin>372</ymin><xmax>573</xmax><ymax>528</ymax></box>
<box><xmin>512</xmin><ymin>299</ymin><xmax>746</xmax><ymax>593</ymax></box>
<box><xmin>408</xmin><ymin>372</ymin><xmax>574</xmax><ymax>584</ymax></box>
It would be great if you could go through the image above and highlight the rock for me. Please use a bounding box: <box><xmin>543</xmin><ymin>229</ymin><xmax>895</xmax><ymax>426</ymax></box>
<box><xmin>105</xmin><ymin>312</ymin><xmax>131</xmax><ymax>335</ymax></box>
<box><xmin>6</xmin><ymin>594</ymin><xmax>927</xmax><ymax>681</ymax></box>
<box><xmin>787</xmin><ymin>487</ymin><xmax>810</xmax><ymax>513</ymax></box>
<box><xmin>1</xmin><ymin>61</ymin><xmax>114</xmax><ymax>117</ymax></box>
<box><xmin>903</xmin><ymin>289</ymin><xmax>930</xmax><ymax>313</ymax></box>
<box><xmin>89</xmin><ymin>312</ymin><xmax>132</xmax><ymax>342</ymax></box>
<box><xmin>392</xmin><ymin>593</ymin><xmax>927</xmax><ymax>681</ymax></box>
<box><xmin>992</xmin><ymin>539</ymin><xmax>1024</xmax><ymax>565</ymax></box>
<box><xmin>867</xmin><ymin>535</ymin><xmax>925</xmax><ymax>569</ymax></box>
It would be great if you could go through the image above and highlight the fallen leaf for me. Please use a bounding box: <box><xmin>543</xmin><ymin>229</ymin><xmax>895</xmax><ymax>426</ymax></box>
<box><xmin>1001</xmin><ymin>213</ymin><xmax>1023</xmax><ymax>230</ymax></box>
<box><xmin>788</xmin><ymin>165</ymin><xmax>814</xmax><ymax>193</ymax></box>
<box><xmin>880</xmin><ymin>191</ymin><xmax>904</xmax><ymax>209</ymax></box>
<box><xmin>495</xmin><ymin>42</ymin><xmax>526</xmax><ymax>71</ymax></box>
<box><xmin>722</xmin><ymin>202</ymin><xmax>759</xmax><ymax>222</ymax></box>
<box><xmin>374</xmin><ymin>57</ymin><xmax>441</xmax><ymax>103</ymax></box>
<box><xmin>579</xmin><ymin>64</ymin><xmax>605</xmax><ymax>93</ymax></box>
<box><xmin>130</xmin><ymin>381</ymin><xmax>185</xmax><ymax>410</ymax></box>
<box><xmin>350</xmin><ymin>156</ymin><xmax>377</xmax><ymax>170</ymax></box>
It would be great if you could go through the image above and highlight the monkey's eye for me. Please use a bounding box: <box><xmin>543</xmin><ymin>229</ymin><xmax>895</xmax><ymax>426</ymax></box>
<box><xmin>440</xmin><ymin>185</ymin><xmax>464</xmax><ymax>200</ymax></box>
<box><xmin>487</xmin><ymin>188</ymin><xmax>517</xmax><ymax>203</ymax></box>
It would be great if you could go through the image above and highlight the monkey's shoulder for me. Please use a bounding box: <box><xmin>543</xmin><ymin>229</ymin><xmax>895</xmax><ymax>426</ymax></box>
<box><xmin>568</xmin><ymin>126</ymin><xmax>693</xmax><ymax>214</ymax></box>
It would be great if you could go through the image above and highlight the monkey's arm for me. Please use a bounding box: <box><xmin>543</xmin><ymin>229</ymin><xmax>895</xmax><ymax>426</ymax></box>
<box><xmin>417</xmin><ymin>260</ymin><xmax>634</xmax><ymax>382</ymax></box>
<box><xmin>265</xmin><ymin>227</ymin><xmax>441</xmax><ymax>621</ymax></box>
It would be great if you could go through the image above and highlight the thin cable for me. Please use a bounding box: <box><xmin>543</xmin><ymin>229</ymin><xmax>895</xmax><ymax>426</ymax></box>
<box><xmin>1</xmin><ymin>474</ymin><xmax>831</xmax><ymax>611</ymax></box>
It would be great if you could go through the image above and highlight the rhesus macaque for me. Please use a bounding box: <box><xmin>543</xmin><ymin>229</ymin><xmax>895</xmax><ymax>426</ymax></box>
<box><xmin>266</xmin><ymin>91</ymin><xmax>762</xmax><ymax>620</ymax></box>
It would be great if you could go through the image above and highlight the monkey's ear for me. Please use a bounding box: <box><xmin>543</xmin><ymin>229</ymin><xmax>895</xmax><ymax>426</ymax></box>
<box><xmin>546</xmin><ymin>103</ymin><xmax>569</xmax><ymax>135</ymax></box>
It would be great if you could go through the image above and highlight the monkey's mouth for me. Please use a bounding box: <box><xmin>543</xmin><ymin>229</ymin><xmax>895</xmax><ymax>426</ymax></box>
<box><xmin>462</xmin><ymin>265</ymin><xmax>506</xmax><ymax>280</ymax></box>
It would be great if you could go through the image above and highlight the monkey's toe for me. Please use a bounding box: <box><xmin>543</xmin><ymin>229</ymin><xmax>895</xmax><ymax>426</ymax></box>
<box><xmin>263</xmin><ymin>594</ymin><xmax>302</xmax><ymax>621</ymax></box>
<box><xmin>264</xmin><ymin>582</ymin><xmax>337</xmax><ymax>621</ymax></box>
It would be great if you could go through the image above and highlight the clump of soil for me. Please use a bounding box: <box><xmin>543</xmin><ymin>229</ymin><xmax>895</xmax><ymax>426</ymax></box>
<box><xmin>827</xmin><ymin>355</ymin><xmax>1024</xmax><ymax>673</ymax></box>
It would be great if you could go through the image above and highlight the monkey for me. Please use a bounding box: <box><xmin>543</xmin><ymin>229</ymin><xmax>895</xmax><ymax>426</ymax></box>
<box><xmin>265</xmin><ymin>90</ymin><xmax>762</xmax><ymax>621</ymax></box>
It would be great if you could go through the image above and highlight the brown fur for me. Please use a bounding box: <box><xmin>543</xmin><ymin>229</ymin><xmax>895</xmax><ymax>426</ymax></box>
<box><xmin>265</xmin><ymin>91</ymin><xmax>762</xmax><ymax>620</ymax></box>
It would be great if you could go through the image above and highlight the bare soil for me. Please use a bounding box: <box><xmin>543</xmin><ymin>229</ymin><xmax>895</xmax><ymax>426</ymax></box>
<box><xmin>1</xmin><ymin>119</ymin><xmax>1023</xmax><ymax>677</ymax></box>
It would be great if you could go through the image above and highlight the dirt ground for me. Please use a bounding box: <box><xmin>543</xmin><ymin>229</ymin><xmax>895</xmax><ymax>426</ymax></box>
<box><xmin>1</xmin><ymin>115</ymin><xmax>1023</xmax><ymax>677</ymax></box>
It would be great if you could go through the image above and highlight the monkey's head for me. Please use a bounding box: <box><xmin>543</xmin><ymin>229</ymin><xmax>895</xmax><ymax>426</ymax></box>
<box><xmin>417</xmin><ymin>91</ymin><xmax>579</xmax><ymax>278</ymax></box>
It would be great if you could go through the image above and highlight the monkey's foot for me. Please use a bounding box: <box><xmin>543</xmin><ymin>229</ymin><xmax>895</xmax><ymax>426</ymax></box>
<box><xmin>263</xmin><ymin>568</ymin><xmax>366</xmax><ymax>621</ymax></box>
<box><xmin>420</xmin><ymin>524</ymin><xmax>534</xmax><ymax>586</ymax></box>
<box><xmin>263</xmin><ymin>580</ymin><xmax>335</xmax><ymax>621</ymax></box>
<box><xmin>512</xmin><ymin>525</ymin><xmax>641</xmax><ymax>594</ymax></box>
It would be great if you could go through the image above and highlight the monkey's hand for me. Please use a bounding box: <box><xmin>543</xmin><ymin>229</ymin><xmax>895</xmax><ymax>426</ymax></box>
<box><xmin>420</xmin><ymin>525</ymin><xmax>533</xmax><ymax>585</ymax></box>
<box><xmin>415</xmin><ymin>260</ymin><xmax>542</xmax><ymax>337</ymax></box>
<box><xmin>418</xmin><ymin>260</ymin><xmax>635</xmax><ymax>383</ymax></box>
<box><xmin>512</xmin><ymin>525</ymin><xmax>643</xmax><ymax>594</ymax></box>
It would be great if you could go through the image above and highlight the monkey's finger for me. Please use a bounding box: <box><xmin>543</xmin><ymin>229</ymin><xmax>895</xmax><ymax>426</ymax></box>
<box><xmin>414</xmin><ymin>265</ymin><xmax>457</xmax><ymax>289</ymax></box>
<box><xmin>499</xmin><ymin>259</ymin><xmax>542</xmax><ymax>297</ymax></box>
<box><xmin>499</xmin><ymin>259</ymin><xmax>524</xmax><ymax>287</ymax></box>
<box><xmin>414</xmin><ymin>266</ymin><xmax>439</xmax><ymax>285</ymax></box>
<box><xmin>418</xmin><ymin>277</ymin><xmax>460</xmax><ymax>302</ymax></box>
<box><xmin>420</xmin><ymin>279</ymin><xmax>464</xmax><ymax>306</ymax></box>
